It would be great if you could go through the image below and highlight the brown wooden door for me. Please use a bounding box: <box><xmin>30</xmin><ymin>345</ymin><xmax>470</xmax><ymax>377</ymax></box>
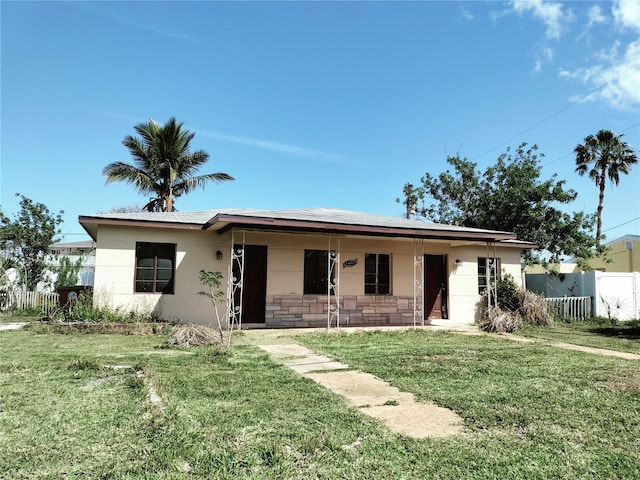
<box><xmin>233</xmin><ymin>245</ymin><xmax>267</xmax><ymax>323</ymax></box>
<box><xmin>424</xmin><ymin>254</ymin><xmax>448</xmax><ymax>319</ymax></box>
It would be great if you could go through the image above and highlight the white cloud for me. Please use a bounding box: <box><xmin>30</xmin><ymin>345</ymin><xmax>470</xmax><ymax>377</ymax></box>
<box><xmin>197</xmin><ymin>129</ymin><xmax>348</xmax><ymax>163</ymax></box>
<box><xmin>557</xmin><ymin>0</ymin><xmax>640</xmax><ymax>110</ymax></box>
<box><xmin>533</xmin><ymin>48</ymin><xmax>554</xmax><ymax>73</ymax></box>
<box><xmin>613</xmin><ymin>0</ymin><xmax>640</xmax><ymax>31</ymax></box>
<box><xmin>534</xmin><ymin>59</ymin><xmax>543</xmax><ymax>73</ymax></box>
<box><xmin>559</xmin><ymin>39</ymin><xmax>640</xmax><ymax>110</ymax></box>
<box><xmin>99</xmin><ymin>111</ymin><xmax>348</xmax><ymax>163</ymax></box>
<box><xmin>587</xmin><ymin>5</ymin><xmax>606</xmax><ymax>27</ymax></box>
<box><xmin>73</xmin><ymin>3</ymin><xmax>196</xmax><ymax>43</ymax></box>
<box><xmin>459</xmin><ymin>6</ymin><xmax>474</xmax><ymax>21</ymax></box>
<box><xmin>510</xmin><ymin>0</ymin><xmax>571</xmax><ymax>39</ymax></box>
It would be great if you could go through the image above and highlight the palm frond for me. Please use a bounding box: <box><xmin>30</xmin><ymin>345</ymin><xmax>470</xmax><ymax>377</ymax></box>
<box><xmin>106</xmin><ymin>117</ymin><xmax>234</xmax><ymax>211</ymax></box>
<box><xmin>173</xmin><ymin>173</ymin><xmax>235</xmax><ymax>196</ymax></box>
<box><xmin>102</xmin><ymin>162</ymin><xmax>157</xmax><ymax>194</ymax></box>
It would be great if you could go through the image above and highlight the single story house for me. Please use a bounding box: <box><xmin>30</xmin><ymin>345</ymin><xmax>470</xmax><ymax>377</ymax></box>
<box><xmin>79</xmin><ymin>207</ymin><xmax>535</xmax><ymax>328</ymax></box>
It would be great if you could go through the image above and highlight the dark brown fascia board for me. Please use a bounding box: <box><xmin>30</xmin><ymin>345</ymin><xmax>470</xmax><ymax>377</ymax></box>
<box><xmin>210</xmin><ymin>215</ymin><xmax>517</xmax><ymax>242</ymax></box>
<box><xmin>79</xmin><ymin>213</ymin><xmax>520</xmax><ymax>243</ymax></box>
<box><xmin>78</xmin><ymin>215</ymin><xmax>205</xmax><ymax>241</ymax></box>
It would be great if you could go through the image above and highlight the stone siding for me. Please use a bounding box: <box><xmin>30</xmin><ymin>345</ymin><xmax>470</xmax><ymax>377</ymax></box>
<box><xmin>265</xmin><ymin>294</ymin><xmax>427</xmax><ymax>328</ymax></box>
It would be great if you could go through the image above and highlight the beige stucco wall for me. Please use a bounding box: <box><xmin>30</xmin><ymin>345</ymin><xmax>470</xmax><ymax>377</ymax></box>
<box><xmin>93</xmin><ymin>226</ymin><xmax>524</xmax><ymax>326</ymax></box>
<box><xmin>586</xmin><ymin>239</ymin><xmax>640</xmax><ymax>273</ymax></box>
<box><xmin>523</xmin><ymin>239</ymin><xmax>640</xmax><ymax>274</ymax></box>
<box><xmin>241</xmin><ymin>231</ymin><xmax>456</xmax><ymax>297</ymax></box>
<box><xmin>447</xmin><ymin>245</ymin><xmax>523</xmax><ymax>322</ymax></box>
<box><xmin>93</xmin><ymin>225</ymin><xmax>232</xmax><ymax>325</ymax></box>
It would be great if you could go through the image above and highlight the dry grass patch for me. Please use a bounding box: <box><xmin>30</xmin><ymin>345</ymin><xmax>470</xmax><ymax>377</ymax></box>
<box><xmin>167</xmin><ymin>324</ymin><xmax>221</xmax><ymax>348</ymax></box>
<box><xmin>480</xmin><ymin>286</ymin><xmax>552</xmax><ymax>333</ymax></box>
<box><xmin>26</xmin><ymin>321</ymin><xmax>172</xmax><ymax>335</ymax></box>
<box><xmin>595</xmin><ymin>369</ymin><xmax>640</xmax><ymax>394</ymax></box>
<box><xmin>518</xmin><ymin>289</ymin><xmax>552</xmax><ymax>326</ymax></box>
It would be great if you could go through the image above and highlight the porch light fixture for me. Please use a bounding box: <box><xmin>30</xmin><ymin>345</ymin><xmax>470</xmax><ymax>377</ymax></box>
<box><xmin>216</xmin><ymin>250</ymin><xmax>223</xmax><ymax>260</ymax></box>
<box><xmin>455</xmin><ymin>259</ymin><xmax>463</xmax><ymax>267</ymax></box>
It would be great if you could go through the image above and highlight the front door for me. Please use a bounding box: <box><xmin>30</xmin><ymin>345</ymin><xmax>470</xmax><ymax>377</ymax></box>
<box><xmin>424</xmin><ymin>254</ymin><xmax>448</xmax><ymax>319</ymax></box>
<box><xmin>233</xmin><ymin>245</ymin><xmax>267</xmax><ymax>323</ymax></box>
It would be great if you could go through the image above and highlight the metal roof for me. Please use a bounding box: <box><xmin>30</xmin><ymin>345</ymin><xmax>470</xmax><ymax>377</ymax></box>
<box><xmin>79</xmin><ymin>207</ymin><xmax>522</xmax><ymax>243</ymax></box>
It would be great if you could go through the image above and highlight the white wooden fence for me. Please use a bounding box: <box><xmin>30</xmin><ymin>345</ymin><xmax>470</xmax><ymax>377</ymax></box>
<box><xmin>546</xmin><ymin>296</ymin><xmax>591</xmax><ymax>321</ymax></box>
<box><xmin>0</xmin><ymin>291</ymin><xmax>60</xmax><ymax>314</ymax></box>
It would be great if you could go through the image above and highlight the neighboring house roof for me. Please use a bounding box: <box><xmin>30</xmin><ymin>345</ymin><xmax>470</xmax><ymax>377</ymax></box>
<box><xmin>50</xmin><ymin>240</ymin><xmax>96</xmax><ymax>255</ymax></box>
<box><xmin>605</xmin><ymin>234</ymin><xmax>640</xmax><ymax>246</ymax></box>
<box><xmin>79</xmin><ymin>207</ymin><xmax>532</xmax><ymax>245</ymax></box>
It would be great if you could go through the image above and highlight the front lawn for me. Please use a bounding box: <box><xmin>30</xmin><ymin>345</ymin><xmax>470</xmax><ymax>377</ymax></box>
<box><xmin>520</xmin><ymin>319</ymin><xmax>640</xmax><ymax>354</ymax></box>
<box><xmin>1</xmin><ymin>327</ymin><xmax>638</xmax><ymax>478</ymax></box>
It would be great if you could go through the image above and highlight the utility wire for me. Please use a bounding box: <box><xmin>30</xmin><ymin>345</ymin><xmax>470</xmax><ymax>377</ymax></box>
<box><xmin>602</xmin><ymin>216</ymin><xmax>640</xmax><ymax>233</ymax></box>
<box><xmin>472</xmin><ymin>61</ymin><xmax>640</xmax><ymax>163</ymax></box>
<box><xmin>540</xmin><ymin>121</ymin><xmax>640</xmax><ymax>167</ymax></box>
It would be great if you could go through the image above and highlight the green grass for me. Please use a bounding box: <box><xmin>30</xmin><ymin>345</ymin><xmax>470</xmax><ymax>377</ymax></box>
<box><xmin>298</xmin><ymin>329</ymin><xmax>640</xmax><ymax>478</ymax></box>
<box><xmin>520</xmin><ymin>319</ymin><xmax>640</xmax><ymax>354</ymax></box>
<box><xmin>1</xmin><ymin>327</ymin><xmax>639</xmax><ymax>478</ymax></box>
<box><xmin>0</xmin><ymin>313</ymin><xmax>40</xmax><ymax>324</ymax></box>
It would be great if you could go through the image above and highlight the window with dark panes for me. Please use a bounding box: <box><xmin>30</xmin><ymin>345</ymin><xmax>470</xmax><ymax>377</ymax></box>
<box><xmin>304</xmin><ymin>250</ymin><xmax>336</xmax><ymax>295</ymax></box>
<box><xmin>477</xmin><ymin>257</ymin><xmax>501</xmax><ymax>295</ymax></box>
<box><xmin>365</xmin><ymin>253</ymin><xmax>390</xmax><ymax>294</ymax></box>
<box><xmin>135</xmin><ymin>243</ymin><xmax>176</xmax><ymax>294</ymax></box>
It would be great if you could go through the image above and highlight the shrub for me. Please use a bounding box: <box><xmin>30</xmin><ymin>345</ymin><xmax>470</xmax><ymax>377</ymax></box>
<box><xmin>495</xmin><ymin>274</ymin><xmax>520</xmax><ymax>311</ymax></box>
<box><xmin>51</xmin><ymin>291</ymin><xmax>160</xmax><ymax>323</ymax></box>
<box><xmin>4</xmin><ymin>306</ymin><xmax>42</xmax><ymax>317</ymax></box>
<box><xmin>479</xmin><ymin>279</ymin><xmax>552</xmax><ymax>332</ymax></box>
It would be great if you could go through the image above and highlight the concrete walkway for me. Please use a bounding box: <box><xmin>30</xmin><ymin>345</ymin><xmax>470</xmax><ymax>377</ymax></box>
<box><xmin>499</xmin><ymin>333</ymin><xmax>640</xmax><ymax>360</ymax></box>
<box><xmin>246</xmin><ymin>330</ymin><xmax>464</xmax><ymax>439</ymax></box>
<box><xmin>243</xmin><ymin>323</ymin><xmax>638</xmax><ymax>438</ymax></box>
<box><xmin>0</xmin><ymin>322</ymin><xmax>27</xmax><ymax>331</ymax></box>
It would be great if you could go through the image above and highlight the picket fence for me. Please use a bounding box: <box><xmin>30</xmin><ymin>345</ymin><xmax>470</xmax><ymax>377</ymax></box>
<box><xmin>1</xmin><ymin>290</ymin><xmax>60</xmax><ymax>314</ymax></box>
<box><xmin>527</xmin><ymin>271</ymin><xmax>640</xmax><ymax>321</ymax></box>
<box><xmin>546</xmin><ymin>296</ymin><xmax>591</xmax><ymax>321</ymax></box>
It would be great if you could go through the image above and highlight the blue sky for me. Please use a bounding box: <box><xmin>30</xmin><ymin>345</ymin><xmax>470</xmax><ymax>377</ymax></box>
<box><xmin>1</xmin><ymin>0</ymin><xmax>639</xmax><ymax>243</ymax></box>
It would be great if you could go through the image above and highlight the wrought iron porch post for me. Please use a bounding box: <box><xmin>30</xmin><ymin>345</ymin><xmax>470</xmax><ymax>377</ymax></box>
<box><xmin>413</xmin><ymin>238</ymin><xmax>424</xmax><ymax>327</ymax></box>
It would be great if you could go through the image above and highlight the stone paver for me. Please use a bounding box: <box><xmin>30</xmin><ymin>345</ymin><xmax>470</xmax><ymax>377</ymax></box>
<box><xmin>256</xmin><ymin>342</ymin><xmax>463</xmax><ymax>439</ymax></box>
<box><xmin>304</xmin><ymin>370</ymin><xmax>414</xmax><ymax>407</ymax></box>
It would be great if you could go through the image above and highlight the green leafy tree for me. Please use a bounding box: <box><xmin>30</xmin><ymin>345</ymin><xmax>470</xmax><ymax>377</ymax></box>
<box><xmin>399</xmin><ymin>143</ymin><xmax>599</xmax><ymax>266</ymax></box>
<box><xmin>103</xmin><ymin>117</ymin><xmax>235</xmax><ymax>212</ymax></box>
<box><xmin>0</xmin><ymin>194</ymin><xmax>63</xmax><ymax>290</ymax></box>
<box><xmin>574</xmin><ymin>129</ymin><xmax>637</xmax><ymax>247</ymax></box>
<box><xmin>53</xmin><ymin>256</ymin><xmax>83</xmax><ymax>289</ymax></box>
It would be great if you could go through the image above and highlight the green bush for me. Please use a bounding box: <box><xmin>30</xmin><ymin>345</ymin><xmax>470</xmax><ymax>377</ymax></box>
<box><xmin>495</xmin><ymin>274</ymin><xmax>520</xmax><ymax>311</ymax></box>
<box><xmin>55</xmin><ymin>292</ymin><xmax>160</xmax><ymax>323</ymax></box>
<box><xmin>4</xmin><ymin>306</ymin><xmax>42</xmax><ymax>317</ymax></box>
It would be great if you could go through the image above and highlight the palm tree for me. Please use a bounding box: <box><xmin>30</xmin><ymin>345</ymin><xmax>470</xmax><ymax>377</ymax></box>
<box><xmin>103</xmin><ymin>117</ymin><xmax>234</xmax><ymax>212</ymax></box>
<box><xmin>574</xmin><ymin>129</ymin><xmax>637</xmax><ymax>247</ymax></box>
